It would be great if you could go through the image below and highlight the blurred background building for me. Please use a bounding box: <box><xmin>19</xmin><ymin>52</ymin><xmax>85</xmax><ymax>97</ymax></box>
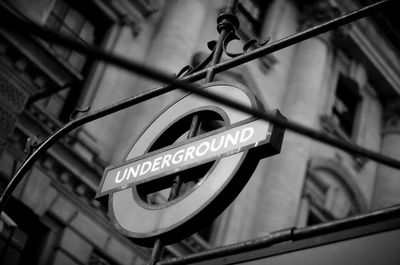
<box><xmin>0</xmin><ymin>0</ymin><xmax>399</xmax><ymax>264</ymax></box>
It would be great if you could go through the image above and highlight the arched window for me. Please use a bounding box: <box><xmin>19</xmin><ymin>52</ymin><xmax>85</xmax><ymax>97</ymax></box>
<box><xmin>297</xmin><ymin>158</ymin><xmax>367</xmax><ymax>227</ymax></box>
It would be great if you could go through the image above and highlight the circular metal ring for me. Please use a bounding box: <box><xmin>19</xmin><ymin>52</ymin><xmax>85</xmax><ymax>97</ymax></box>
<box><xmin>109</xmin><ymin>82</ymin><xmax>265</xmax><ymax>246</ymax></box>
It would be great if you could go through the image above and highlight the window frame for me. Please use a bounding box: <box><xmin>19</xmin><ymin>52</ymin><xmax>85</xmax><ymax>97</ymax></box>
<box><xmin>324</xmin><ymin>51</ymin><xmax>365</xmax><ymax>142</ymax></box>
<box><xmin>297</xmin><ymin>158</ymin><xmax>368</xmax><ymax>228</ymax></box>
<box><xmin>331</xmin><ymin>74</ymin><xmax>362</xmax><ymax>137</ymax></box>
<box><xmin>41</xmin><ymin>0</ymin><xmax>113</xmax><ymax>123</ymax></box>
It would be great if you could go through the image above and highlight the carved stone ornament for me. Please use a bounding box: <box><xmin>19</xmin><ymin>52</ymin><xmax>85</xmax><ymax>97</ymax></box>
<box><xmin>0</xmin><ymin>104</ymin><xmax>16</xmax><ymax>137</ymax></box>
<box><xmin>0</xmin><ymin>73</ymin><xmax>28</xmax><ymax>114</ymax></box>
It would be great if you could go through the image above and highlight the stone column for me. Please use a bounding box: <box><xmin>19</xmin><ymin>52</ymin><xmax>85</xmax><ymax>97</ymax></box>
<box><xmin>85</xmin><ymin>22</ymin><xmax>158</xmax><ymax>162</ymax></box>
<box><xmin>251</xmin><ymin>1</ymin><xmax>337</xmax><ymax>236</ymax></box>
<box><xmin>255</xmin><ymin>0</ymin><xmax>300</xmax><ymax>109</ymax></box>
<box><xmin>111</xmin><ymin>0</ymin><xmax>206</xmax><ymax>162</ymax></box>
<box><xmin>372</xmin><ymin>100</ymin><xmax>400</xmax><ymax>209</ymax></box>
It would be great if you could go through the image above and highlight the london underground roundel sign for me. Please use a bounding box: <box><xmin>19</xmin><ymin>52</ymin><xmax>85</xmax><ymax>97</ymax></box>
<box><xmin>96</xmin><ymin>82</ymin><xmax>285</xmax><ymax>246</ymax></box>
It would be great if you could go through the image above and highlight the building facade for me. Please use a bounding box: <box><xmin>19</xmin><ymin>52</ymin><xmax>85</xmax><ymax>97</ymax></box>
<box><xmin>0</xmin><ymin>0</ymin><xmax>400</xmax><ymax>264</ymax></box>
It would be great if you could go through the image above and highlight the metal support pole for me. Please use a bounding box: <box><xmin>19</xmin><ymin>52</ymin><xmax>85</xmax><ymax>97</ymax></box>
<box><xmin>149</xmin><ymin>239</ymin><xmax>164</xmax><ymax>265</ymax></box>
<box><xmin>205</xmin><ymin>0</ymin><xmax>239</xmax><ymax>82</ymax></box>
<box><xmin>148</xmin><ymin>113</ymin><xmax>201</xmax><ymax>264</ymax></box>
<box><xmin>149</xmin><ymin>2</ymin><xmax>239</xmax><ymax>261</ymax></box>
<box><xmin>0</xmin><ymin>0</ymin><xmax>397</xmax><ymax>216</ymax></box>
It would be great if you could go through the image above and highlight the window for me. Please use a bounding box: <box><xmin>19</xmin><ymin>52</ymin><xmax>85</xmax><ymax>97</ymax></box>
<box><xmin>41</xmin><ymin>0</ymin><xmax>109</xmax><ymax>122</ymax></box>
<box><xmin>46</xmin><ymin>0</ymin><xmax>106</xmax><ymax>72</ymax></box>
<box><xmin>331</xmin><ymin>75</ymin><xmax>361</xmax><ymax>137</ymax></box>
<box><xmin>1</xmin><ymin>200</ymin><xmax>61</xmax><ymax>265</ymax></box>
<box><xmin>303</xmin><ymin>171</ymin><xmax>355</xmax><ymax>225</ymax></box>
<box><xmin>297</xmin><ymin>159</ymin><xmax>366</xmax><ymax>227</ymax></box>
<box><xmin>236</xmin><ymin>0</ymin><xmax>269</xmax><ymax>38</ymax></box>
<box><xmin>0</xmin><ymin>214</ymin><xmax>24</xmax><ymax>265</ymax></box>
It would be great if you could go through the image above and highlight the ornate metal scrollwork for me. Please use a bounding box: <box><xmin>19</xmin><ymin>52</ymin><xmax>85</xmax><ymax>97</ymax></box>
<box><xmin>175</xmin><ymin>32</ymin><xmax>271</xmax><ymax>79</ymax></box>
<box><xmin>222</xmin><ymin>31</ymin><xmax>271</xmax><ymax>58</ymax></box>
<box><xmin>174</xmin><ymin>40</ymin><xmax>218</xmax><ymax>79</ymax></box>
<box><xmin>69</xmin><ymin>105</ymin><xmax>91</xmax><ymax>121</ymax></box>
<box><xmin>23</xmin><ymin>136</ymin><xmax>41</xmax><ymax>165</ymax></box>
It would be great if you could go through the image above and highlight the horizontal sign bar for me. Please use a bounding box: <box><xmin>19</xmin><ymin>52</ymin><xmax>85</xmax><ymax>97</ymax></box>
<box><xmin>97</xmin><ymin>118</ymin><xmax>272</xmax><ymax>197</ymax></box>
